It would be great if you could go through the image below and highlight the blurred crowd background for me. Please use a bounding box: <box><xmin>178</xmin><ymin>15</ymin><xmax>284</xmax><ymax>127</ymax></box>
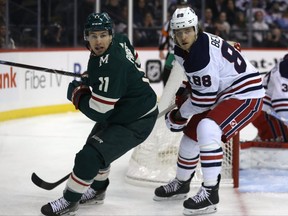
<box><xmin>0</xmin><ymin>0</ymin><xmax>288</xmax><ymax>49</ymax></box>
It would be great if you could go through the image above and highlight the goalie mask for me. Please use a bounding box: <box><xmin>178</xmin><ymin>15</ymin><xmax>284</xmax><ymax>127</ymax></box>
<box><xmin>84</xmin><ymin>12</ymin><xmax>114</xmax><ymax>41</ymax></box>
<box><xmin>170</xmin><ymin>7</ymin><xmax>199</xmax><ymax>39</ymax></box>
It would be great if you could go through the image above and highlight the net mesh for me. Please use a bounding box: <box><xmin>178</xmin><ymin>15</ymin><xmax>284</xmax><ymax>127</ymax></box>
<box><xmin>126</xmin><ymin>62</ymin><xmax>236</xmax><ymax>186</ymax></box>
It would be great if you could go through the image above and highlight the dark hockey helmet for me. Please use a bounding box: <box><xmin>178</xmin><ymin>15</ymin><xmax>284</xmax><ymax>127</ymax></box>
<box><xmin>177</xmin><ymin>0</ymin><xmax>188</xmax><ymax>5</ymax></box>
<box><xmin>280</xmin><ymin>53</ymin><xmax>288</xmax><ymax>78</ymax></box>
<box><xmin>84</xmin><ymin>12</ymin><xmax>113</xmax><ymax>41</ymax></box>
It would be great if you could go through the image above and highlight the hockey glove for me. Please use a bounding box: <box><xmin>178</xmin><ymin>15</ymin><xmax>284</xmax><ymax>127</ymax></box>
<box><xmin>227</xmin><ymin>41</ymin><xmax>241</xmax><ymax>52</ymax></box>
<box><xmin>81</xmin><ymin>71</ymin><xmax>89</xmax><ymax>86</ymax></box>
<box><xmin>67</xmin><ymin>80</ymin><xmax>91</xmax><ymax>109</ymax></box>
<box><xmin>165</xmin><ymin>109</ymin><xmax>188</xmax><ymax>132</ymax></box>
<box><xmin>175</xmin><ymin>81</ymin><xmax>191</xmax><ymax>109</ymax></box>
<box><xmin>234</xmin><ymin>42</ymin><xmax>241</xmax><ymax>52</ymax></box>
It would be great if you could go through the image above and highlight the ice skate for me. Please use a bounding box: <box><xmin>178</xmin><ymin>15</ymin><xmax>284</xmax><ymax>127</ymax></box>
<box><xmin>183</xmin><ymin>175</ymin><xmax>221</xmax><ymax>215</ymax></box>
<box><xmin>154</xmin><ymin>174</ymin><xmax>193</xmax><ymax>201</ymax></box>
<box><xmin>41</xmin><ymin>197</ymin><xmax>78</xmax><ymax>216</ymax></box>
<box><xmin>80</xmin><ymin>187</ymin><xmax>106</xmax><ymax>205</ymax></box>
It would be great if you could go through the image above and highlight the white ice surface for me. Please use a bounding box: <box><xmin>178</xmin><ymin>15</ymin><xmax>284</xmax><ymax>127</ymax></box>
<box><xmin>0</xmin><ymin>112</ymin><xmax>288</xmax><ymax>216</ymax></box>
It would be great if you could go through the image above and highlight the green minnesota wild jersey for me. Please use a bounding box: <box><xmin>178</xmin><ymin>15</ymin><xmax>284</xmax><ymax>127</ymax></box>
<box><xmin>78</xmin><ymin>34</ymin><xmax>158</xmax><ymax>124</ymax></box>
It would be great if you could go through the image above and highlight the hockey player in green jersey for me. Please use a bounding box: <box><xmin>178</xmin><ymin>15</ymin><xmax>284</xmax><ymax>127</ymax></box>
<box><xmin>41</xmin><ymin>12</ymin><xmax>158</xmax><ymax>216</ymax></box>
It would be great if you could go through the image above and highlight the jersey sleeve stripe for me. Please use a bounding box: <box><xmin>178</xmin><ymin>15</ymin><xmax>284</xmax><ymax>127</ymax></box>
<box><xmin>89</xmin><ymin>92</ymin><xmax>119</xmax><ymax>114</ymax></box>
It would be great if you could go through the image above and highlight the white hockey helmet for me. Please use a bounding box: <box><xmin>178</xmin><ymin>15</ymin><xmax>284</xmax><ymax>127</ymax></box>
<box><xmin>170</xmin><ymin>7</ymin><xmax>198</xmax><ymax>35</ymax></box>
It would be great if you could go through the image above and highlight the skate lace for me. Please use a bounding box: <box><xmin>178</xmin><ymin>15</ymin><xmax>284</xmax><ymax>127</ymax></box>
<box><xmin>50</xmin><ymin>197</ymin><xmax>70</xmax><ymax>212</ymax></box>
<box><xmin>163</xmin><ymin>178</ymin><xmax>182</xmax><ymax>193</ymax></box>
<box><xmin>192</xmin><ymin>186</ymin><xmax>211</xmax><ymax>203</ymax></box>
<box><xmin>81</xmin><ymin>187</ymin><xmax>96</xmax><ymax>201</ymax></box>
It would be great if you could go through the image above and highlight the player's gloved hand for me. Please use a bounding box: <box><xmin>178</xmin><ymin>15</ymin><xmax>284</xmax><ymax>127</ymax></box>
<box><xmin>67</xmin><ymin>80</ymin><xmax>91</xmax><ymax>109</ymax></box>
<box><xmin>227</xmin><ymin>41</ymin><xmax>241</xmax><ymax>52</ymax></box>
<box><xmin>81</xmin><ymin>71</ymin><xmax>89</xmax><ymax>86</ymax></box>
<box><xmin>234</xmin><ymin>42</ymin><xmax>241</xmax><ymax>52</ymax></box>
<box><xmin>175</xmin><ymin>81</ymin><xmax>191</xmax><ymax>108</ymax></box>
<box><xmin>165</xmin><ymin>109</ymin><xmax>188</xmax><ymax>132</ymax></box>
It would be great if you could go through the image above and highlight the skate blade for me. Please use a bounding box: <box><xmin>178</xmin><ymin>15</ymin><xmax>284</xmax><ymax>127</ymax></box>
<box><xmin>67</xmin><ymin>212</ymin><xmax>77</xmax><ymax>216</ymax></box>
<box><xmin>183</xmin><ymin>205</ymin><xmax>217</xmax><ymax>215</ymax></box>
<box><xmin>62</xmin><ymin>210</ymin><xmax>77</xmax><ymax>216</ymax></box>
<box><xmin>80</xmin><ymin>199</ymin><xmax>104</xmax><ymax>205</ymax></box>
<box><xmin>153</xmin><ymin>194</ymin><xmax>187</xmax><ymax>201</ymax></box>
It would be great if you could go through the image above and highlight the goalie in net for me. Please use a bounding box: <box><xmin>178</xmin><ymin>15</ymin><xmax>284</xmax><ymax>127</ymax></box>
<box><xmin>126</xmin><ymin>6</ymin><xmax>265</xmax><ymax>216</ymax></box>
<box><xmin>251</xmin><ymin>53</ymin><xmax>288</xmax><ymax>142</ymax></box>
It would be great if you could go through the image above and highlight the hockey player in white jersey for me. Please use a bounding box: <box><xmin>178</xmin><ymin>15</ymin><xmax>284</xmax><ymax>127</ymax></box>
<box><xmin>153</xmin><ymin>7</ymin><xmax>265</xmax><ymax>216</ymax></box>
<box><xmin>252</xmin><ymin>54</ymin><xmax>288</xmax><ymax>142</ymax></box>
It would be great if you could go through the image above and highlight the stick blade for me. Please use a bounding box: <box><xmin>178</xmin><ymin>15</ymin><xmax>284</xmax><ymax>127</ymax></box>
<box><xmin>31</xmin><ymin>172</ymin><xmax>54</xmax><ymax>190</ymax></box>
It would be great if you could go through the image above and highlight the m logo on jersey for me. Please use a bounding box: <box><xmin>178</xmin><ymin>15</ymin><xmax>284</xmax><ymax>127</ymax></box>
<box><xmin>99</xmin><ymin>54</ymin><xmax>109</xmax><ymax>67</ymax></box>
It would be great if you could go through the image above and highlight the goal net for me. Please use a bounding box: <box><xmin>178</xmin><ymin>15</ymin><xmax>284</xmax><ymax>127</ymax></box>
<box><xmin>126</xmin><ymin>61</ymin><xmax>239</xmax><ymax>188</ymax></box>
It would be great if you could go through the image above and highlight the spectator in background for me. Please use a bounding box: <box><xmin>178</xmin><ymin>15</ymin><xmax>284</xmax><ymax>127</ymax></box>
<box><xmin>266</xmin><ymin>0</ymin><xmax>284</xmax><ymax>23</ymax></box>
<box><xmin>0</xmin><ymin>1</ymin><xmax>17</xmax><ymax>49</ymax></box>
<box><xmin>202</xmin><ymin>8</ymin><xmax>216</xmax><ymax>34</ymax></box>
<box><xmin>252</xmin><ymin>10</ymin><xmax>269</xmax><ymax>47</ymax></box>
<box><xmin>134</xmin><ymin>11</ymin><xmax>159</xmax><ymax>47</ymax></box>
<box><xmin>230</xmin><ymin>11</ymin><xmax>248</xmax><ymax>44</ymax></box>
<box><xmin>42</xmin><ymin>22</ymin><xmax>66</xmax><ymax>47</ymax></box>
<box><xmin>114</xmin><ymin>4</ymin><xmax>128</xmax><ymax>34</ymax></box>
<box><xmin>133</xmin><ymin>0</ymin><xmax>153</xmax><ymax>27</ymax></box>
<box><xmin>214</xmin><ymin>11</ymin><xmax>231</xmax><ymax>40</ymax></box>
<box><xmin>207</xmin><ymin>0</ymin><xmax>225</xmax><ymax>21</ymax></box>
<box><xmin>243</xmin><ymin>0</ymin><xmax>267</xmax><ymax>21</ymax></box>
<box><xmin>152</xmin><ymin>0</ymin><xmax>163</xmax><ymax>26</ymax></box>
<box><xmin>102</xmin><ymin>0</ymin><xmax>124</xmax><ymax>30</ymax></box>
<box><xmin>0</xmin><ymin>0</ymin><xmax>5</xmax><ymax>22</ymax></box>
<box><xmin>0</xmin><ymin>24</ymin><xmax>16</xmax><ymax>49</ymax></box>
<box><xmin>19</xmin><ymin>28</ymin><xmax>37</xmax><ymax>48</ymax></box>
<box><xmin>235</xmin><ymin>0</ymin><xmax>249</xmax><ymax>12</ymax></box>
<box><xmin>224</xmin><ymin>0</ymin><xmax>238</xmax><ymax>26</ymax></box>
<box><xmin>275</xmin><ymin>11</ymin><xmax>288</xmax><ymax>31</ymax></box>
<box><xmin>264</xmin><ymin>26</ymin><xmax>288</xmax><ymax>48</ymax></box>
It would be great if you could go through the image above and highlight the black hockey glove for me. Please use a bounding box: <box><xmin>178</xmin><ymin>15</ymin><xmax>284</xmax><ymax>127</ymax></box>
<box><xmin>175</xmin><ymin>81</ymin><xmax>191</xmax><ymax>109</ymax></box>
<box><xmin>67</xmin><ymin>80</ymin><xmax>91</xmax><ymax>109</ymax></box>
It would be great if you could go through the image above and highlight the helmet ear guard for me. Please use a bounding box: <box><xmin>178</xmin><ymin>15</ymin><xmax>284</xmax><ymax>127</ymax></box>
<box><xmin>84</xmin><ymin>12</ymin><xmax>114</xmax><ymax>41</ymax></box>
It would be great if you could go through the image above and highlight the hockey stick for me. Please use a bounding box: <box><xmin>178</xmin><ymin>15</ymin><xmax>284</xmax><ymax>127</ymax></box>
<box><xmin>31</xmin><ymin>172</ymin><xmax>70</xmax><ymax>190</ymax></box>
<box><xmin>0</xmin><ymin>60</ymin><xmax>81</xmax><ymax>78</ymax></box>
<box><xmin>157</xmin><ymin>103</ymin><xmax>177</xmax><ymax>118</ymax></box>
<box><xmin>31</xmin><ymin>104</ymin><xmax>177</xmax><ymax>190</ymax></box>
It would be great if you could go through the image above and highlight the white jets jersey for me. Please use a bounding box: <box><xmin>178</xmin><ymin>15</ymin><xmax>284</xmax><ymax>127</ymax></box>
<box><xmin>175</xmin><ymin>32</ymin><xmax>265</xmax><ymax>118</ymax></box>
<box><xmin>262</xmin><ymin>57</ymin><xmax>288</xmax><ymax>123</ymax></box>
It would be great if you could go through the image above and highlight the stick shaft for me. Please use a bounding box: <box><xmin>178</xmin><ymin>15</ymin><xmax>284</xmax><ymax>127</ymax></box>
<box><xmin>157</xmin><ymin>103</ymin><xmax>177</xmax><ymax>118</ymax></box>
<box><xmin>0</xmin><ymin>60</ymin><xmax>81</xmax><ymax>78</ymax></box>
